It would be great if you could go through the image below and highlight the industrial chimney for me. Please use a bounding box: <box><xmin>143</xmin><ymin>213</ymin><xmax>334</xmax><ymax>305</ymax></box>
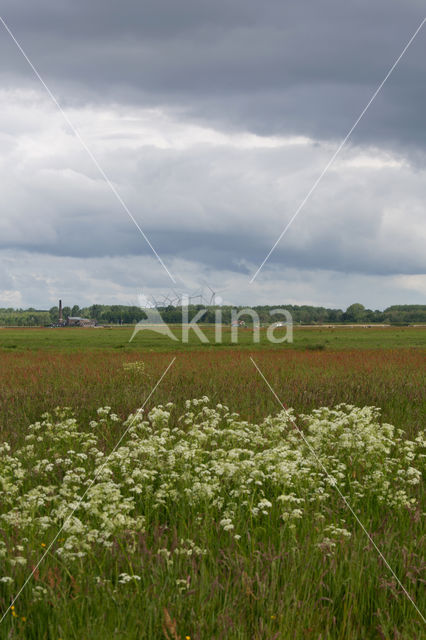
<box><xmin>59</xmin><ymin>299</ymin><xmax>63</xmax><ymax>324</ymax></box>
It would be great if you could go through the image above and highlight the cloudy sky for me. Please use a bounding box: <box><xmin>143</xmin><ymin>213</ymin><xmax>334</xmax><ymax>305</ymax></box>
<box><xmin>0</xmin><ymin>0</ymin><xmax>425</xmax><ymax>310</ymax></box>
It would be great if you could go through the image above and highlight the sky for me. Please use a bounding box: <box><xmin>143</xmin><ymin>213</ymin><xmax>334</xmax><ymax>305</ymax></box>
<box><xmin>0</xmin><ymin>0</ymin><xmax>425</xmax><ymax>310</ymax></box>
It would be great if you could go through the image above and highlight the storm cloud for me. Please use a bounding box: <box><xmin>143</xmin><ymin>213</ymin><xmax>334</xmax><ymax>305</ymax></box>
<box><xmin>0</xmin><ymin>1</ymin><xmax>425</xmax><ymax>307</ymax></box>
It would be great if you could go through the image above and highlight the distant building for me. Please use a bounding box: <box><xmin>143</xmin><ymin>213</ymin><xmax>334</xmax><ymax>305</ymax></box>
<box><xmin>66</xmin><ymin>317</ymin><xmax>94</xmax><ymax>327</ymax></box>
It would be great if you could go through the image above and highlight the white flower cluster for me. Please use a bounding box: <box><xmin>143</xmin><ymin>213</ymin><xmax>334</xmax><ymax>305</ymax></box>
<box><xmin>0</xmin><ymin>400</ymin><xmax>423</xmax><ymax>580</ymax></box>
<box><xmin>300</xmin><ymin>404</ymin><xmax>424</xmax><ymax>506</ymax></box>
<box><xmin>122</xmin><ymin>361</ymin><xmax>147</xmax><ymax>375</ymax></box>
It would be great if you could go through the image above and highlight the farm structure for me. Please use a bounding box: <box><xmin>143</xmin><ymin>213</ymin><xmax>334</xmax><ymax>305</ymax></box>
<box><xmin>66</xmin><ymin>316</ymin><xmax>95</xmax><ymax>327</ymax></box>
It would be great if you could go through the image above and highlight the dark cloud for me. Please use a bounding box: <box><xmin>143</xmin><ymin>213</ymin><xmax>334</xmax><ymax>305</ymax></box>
<box><xmin>0</xmin><ymin>1</ymin><xmax>425</xmax><ymax>308</ymax></box>
<box><xmin>0</xmin><ymin>96</ymin><xmax>424</xmax><ymax>281</ymax></box>
<box><xmin>0</xmin><ymin>1</ymin><xmax>425</xmax><ymax>151</ymax></box>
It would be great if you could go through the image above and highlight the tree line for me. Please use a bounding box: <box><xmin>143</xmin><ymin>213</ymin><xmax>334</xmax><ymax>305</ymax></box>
<box><xmin>0</xmin><ymin>303</ymin><xmax>425</xmax><ymax>326</ymax></box>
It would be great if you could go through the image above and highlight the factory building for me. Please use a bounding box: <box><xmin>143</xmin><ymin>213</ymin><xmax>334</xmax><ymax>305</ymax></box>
<box><xmin>57</xmin><ymin>300</ymin><xmax>95</xmax><ymax>326</ymax></box>
<box><xmin>66</xmin><ymin>316</ymin><xmax>94</xmax><ymax>327</ymax></box>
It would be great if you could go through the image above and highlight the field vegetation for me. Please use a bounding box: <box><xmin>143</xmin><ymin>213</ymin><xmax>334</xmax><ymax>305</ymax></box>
<box><xmin>0</xmin><ymin>326</ymin><xmax>424</xmax><ymax>638</ymax></box>
<box><xmin>0</xmin><ymin>325</ymin><xmax>425</xmax><ymax>352</ymax></box>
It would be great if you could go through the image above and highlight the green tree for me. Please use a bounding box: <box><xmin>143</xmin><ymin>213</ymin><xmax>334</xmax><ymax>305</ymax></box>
<box><xmin>49</xmin><ymin>306</ymin><xmax>59</xmax><ymax>323</ymax></box>
<box><xmin>345</xmin><ymin>303</ymin><xmax>366</xmax><ymax>323</ymax></box>
<box><xmin>89</xmin><ymin>305</ymin><xmax>103</xmax><ymax>320</ymax></box>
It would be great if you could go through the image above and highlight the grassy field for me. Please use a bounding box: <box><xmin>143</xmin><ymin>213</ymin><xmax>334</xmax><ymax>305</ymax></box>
<box><xmin>0</xmin><ymin>326</ymin><xmax>424</xmax><ymax>638</ymax></box>
<box><xmin>1</xmin><ymin>324</ymin><xmax>425</xmax><ymax>352</ymax></box>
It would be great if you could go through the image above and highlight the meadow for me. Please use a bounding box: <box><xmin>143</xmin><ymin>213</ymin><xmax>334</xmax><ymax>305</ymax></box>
<box><xmin>1</xmin><ymin>324</ymin><xmax>425</xmax><ymax>352</ymax></box>
<box><xmin>0</xmin><ymin>326</ymin><xmax>425</xmax><ymax>638</ymax></box>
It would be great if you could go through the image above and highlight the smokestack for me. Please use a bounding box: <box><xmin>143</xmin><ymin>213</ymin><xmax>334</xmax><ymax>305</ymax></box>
<box><xmin>59</xmin><ymin>299</ymin><xmax>63</xmax><ymax>324</ymax></box>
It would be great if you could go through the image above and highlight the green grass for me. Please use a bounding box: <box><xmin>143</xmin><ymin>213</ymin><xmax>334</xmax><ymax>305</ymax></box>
<box><xmin>0</xmin><ymin>401</ymin><xmax>424</xmax><ymax>639</ymax></box>
<box><xmin>0</xmin><ymin>327</ymin><xmax>424</xmax><ymax>638</ymax></box>
<box><xmin>0</xmin><ymin>325</ymin><xmax>425</xmax><ymax>352</ymax></box>
<box><xmin>0</xmin><ymin>348</ymin><xmax>424</xmax><ymax>444</ymax></box>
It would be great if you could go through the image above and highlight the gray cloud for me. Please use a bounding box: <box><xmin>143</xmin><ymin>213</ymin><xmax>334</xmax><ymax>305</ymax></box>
<box><xmin>0</xmin><ymin>2</ymin><xmax>425</xmax><ymax>308</ymax></box>
<box><xmin>1</xmin><ymin>250</ymin><xmax>425</xmax><ymax>311</ymax></box>
<box><xmin>0</xmin><ymin>1</ymin><xmax>425</xmax><ymax>151</ymax></box>
<box><xmin>0</xmin><ymin>98</ymin><xmax>424</xmax><ymax>275</ymax></box>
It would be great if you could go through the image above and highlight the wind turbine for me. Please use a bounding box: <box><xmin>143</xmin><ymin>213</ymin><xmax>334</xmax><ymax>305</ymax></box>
<box><xmin>188</xmin><ymin>292</ymin><xmax>202</xmax><ymax>305</ymax></box>
<box><xmin>171</xmin><ymin>290</ymin><xmax>184</xmax><ymax>306</ymax></box>
<box><xmin>206</xmin><ymin>284</ymin><xmax>226</xmax><ymax>306</ymax></box>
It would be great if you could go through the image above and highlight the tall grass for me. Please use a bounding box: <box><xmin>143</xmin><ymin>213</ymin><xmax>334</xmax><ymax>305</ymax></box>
<box><xmin>0</xmin><ymin>348</ymin><xmax>424</xmax><ymax>441</ymax></box>
<box><xmin>0</xmin><ymin>337</ymin><xmax>424</xmax><ymax>638</ymax></box>
<box><xmin>0</xmin><ymin>400</ymin><xmax>424</xmax><ymax>638</ymax></box>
